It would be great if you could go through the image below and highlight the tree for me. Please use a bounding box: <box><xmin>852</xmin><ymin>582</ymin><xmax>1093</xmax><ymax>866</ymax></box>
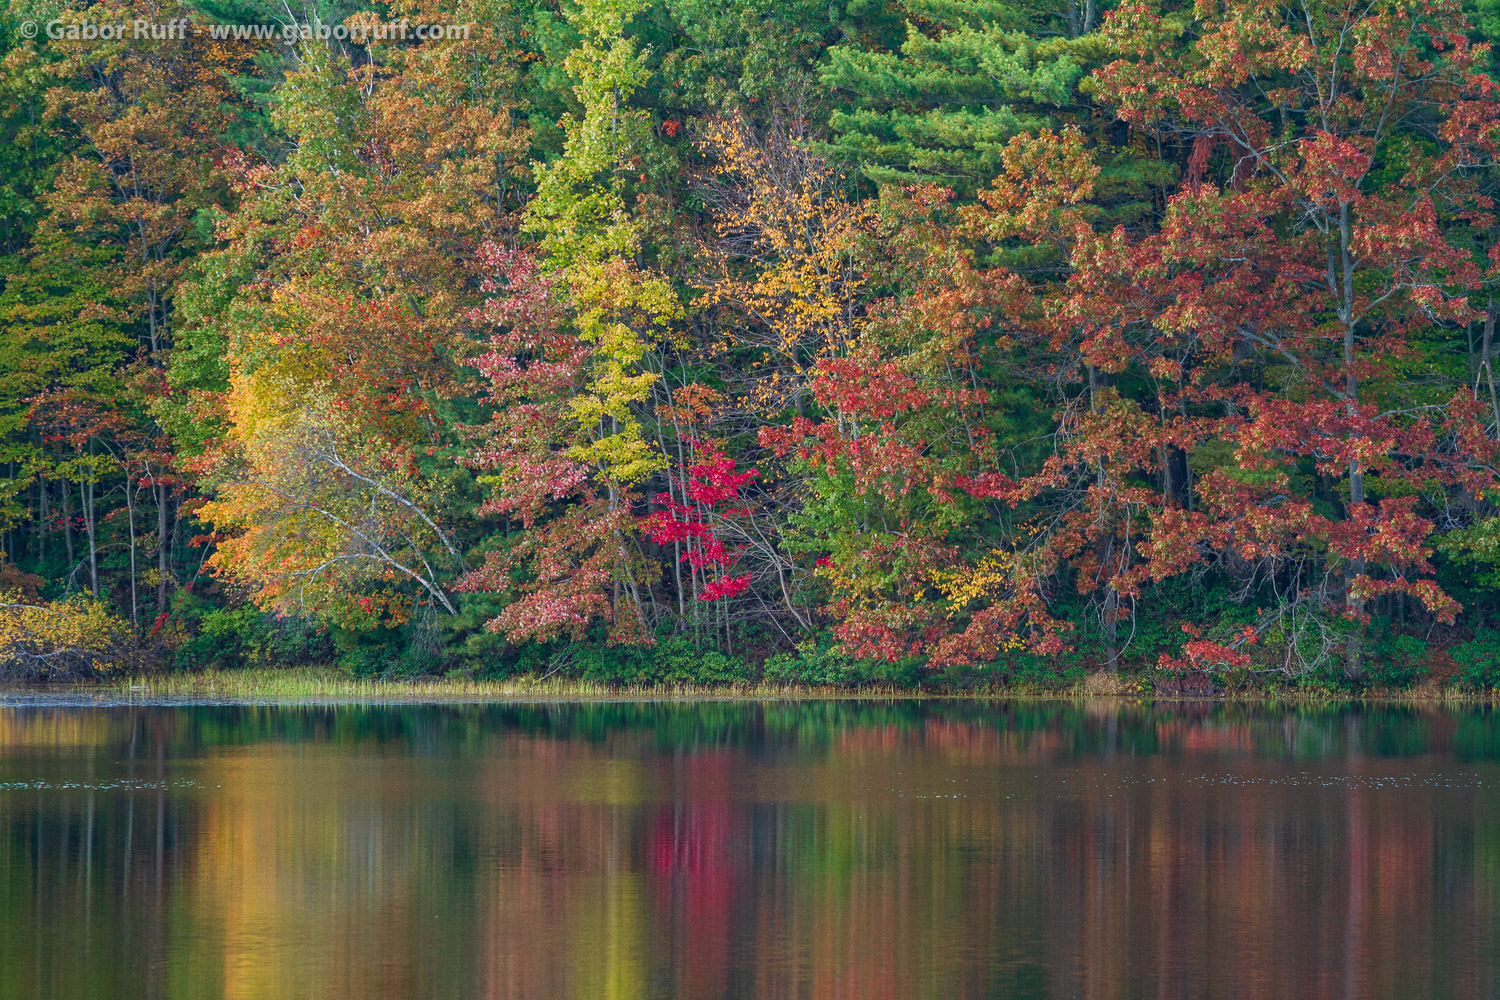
<box><xmin>0</xmin><ymin>0</ymin><xmax>253</xmax><ymax>627</ymax></box>
<box><xmin>1007</xmin><ymin>0</ymin><xmax>1500</xmax><ymax>674</ymax></box>
<box><xmin>695</xmin><ymin>108</ymin><xmax>872</xmax><ymax>415</ymax></box>
<box><xmin>202</xmin><ymin>403</ymin><xmax>462</xmax><ymax>617</ymax></box>
<box><xmin>458</xmin><ymin>0</ymin><xmax>679</xmax><ymax>645</ymax></box>
<box><xmin>759</xmin><ymin>181</ymin><xmax>1069</xmax><ymax>667</ymax></box>
<box><xmin>193</xmin><ymin>3</ymin><xmax>531</xmax><ymax>628</ymax></box>
<box><xmin>43</xmin><ymin>0</ymin><xmax>243</xmax><ymax>357</ymax></box>
<box><xmin>819</xmin><ymin>0</ymin><xmax>1171</xmax><ymax>218</ymax></box>
<box><xmin>0</xmin><ymin>590</ymin><xmax>132</xmax><ymax>678</ymax></box>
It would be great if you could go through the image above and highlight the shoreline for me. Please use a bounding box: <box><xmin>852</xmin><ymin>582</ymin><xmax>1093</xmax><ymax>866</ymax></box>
<box><xmin>0</xmin><ymin>668</ymin><xmax>1495</xmax><ymax>707</ymax></box>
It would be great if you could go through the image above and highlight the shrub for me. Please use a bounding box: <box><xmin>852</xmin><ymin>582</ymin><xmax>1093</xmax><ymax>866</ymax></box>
<box><xmin>1451</xmin><ymin>630</ymin><xmax>1500</xmax><ymax>690</ymax></box>
<box><xmin>0</xmin><ymin>590</ymin><xmax>132</xmax><ymax>678</ymax></box>
<box><xmin>762</xmin><ymin>636</ymin><xmax>925</xmax><ymax>688</ymax></box>
<box><xmin>574</xmin><ymin>634</ymin><xmax>755</xmax><ymax>686</ymax></box>
<box><xmin>1365</xmin><ymin>629</ymin><xmax>1429</xmax><ymax>689</ymax></box>
<box><xmin>172</xmin><ymin>599</ymin><xmax>333</xmax><ymax>671</ymax></box>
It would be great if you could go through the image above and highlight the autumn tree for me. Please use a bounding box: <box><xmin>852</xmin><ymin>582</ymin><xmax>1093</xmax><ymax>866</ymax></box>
<box><xmin>456</xmin><ymin>0</ymin><xmax>681</xmax><ymax>646</ymax></box>
<box><xmin>0</xmin><ymin>589</ymin><xmax>133</xmax><ymax>678</ymax></box>
<box><xmin>194</xmin><ymin>2</ymin><xmax>531</xmax><ymax>632</ymax></box>
<box><xmin>1</xmin><ymin>1</ymin><xmax>247</xmax><ymax>621</ymax></box>
<box><xmin>997</xmin><ymin>0</ymin><xmax>1500</xmax><ymax>675</ymax></box>
<box><xmin>43</xmin><ymin>0</ymin><xmax>244</xmax><ymax>357</ymax></box>
<box><xmin>758</xmin><ymin>180</ymin><xmax>1070</xmax><ymax>667</ymax></box>
<box><xmin>695</xmin><ymin>107</ymin><xmax>872</xmax><ymax>415</ymax></box>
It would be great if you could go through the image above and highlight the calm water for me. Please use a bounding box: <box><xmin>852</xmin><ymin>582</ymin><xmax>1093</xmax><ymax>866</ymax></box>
<box><xmin>0</xmin><ymin>701</ymin><xmax>1498</xmax><ymax>999</ymax></box>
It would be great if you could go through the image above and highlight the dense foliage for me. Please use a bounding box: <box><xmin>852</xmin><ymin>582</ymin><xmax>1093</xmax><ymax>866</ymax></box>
<box><xmin>3</xmin><ymin>0</ymin><xmax>1500</xmax><ymax>688</ymax></box>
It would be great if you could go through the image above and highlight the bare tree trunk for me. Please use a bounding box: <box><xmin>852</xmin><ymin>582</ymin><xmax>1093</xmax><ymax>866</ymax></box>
<box><xmin>147</xmin><ymin>284</ymin><xmax>160</xmax><ymax>355</ymax></box>
<box><xmin>1098</xmin><ymin>563</ymin><xmax>1122</xmax><ymax>671</ymax></box>
<box><xmin>1482</xmin><ymin>299</ymin><xmax>1499</xmax><ymax>434</ymax></box>
<box><xmin>170</xmin><ymin>496</ymin><xmax>182</xmax><ymax>591</ymax></box>
<box><xmin>62</xmin><ymin>479</ymin><xmax>75</xmax><ymax>567</ymax></box>
<box><xmin>81</xmin><ymin>479</ymin><xmax>98</xmax><ymax>599</ymax></box>
<box><xmin>125</xmin><ymin>472</ymin><xmax>139</xmax><ymax>630</ymax></box>
<box><xmin>1090</xmin><ymin>363</ymin><xmax>1119</xmax><ymax>673</ymax></box>
<box><xmin>771</xmin><ymin>551</ymin><xmax>806</xmax><ymax>629</ymax></box>
<box><xmin>692</xmin><ymin>555</ymin><xmax>702</xmax><ymax>648</ymax></box>
<box><xmin>156</xmin><ymin>480</ymin><xmax>170</xmax><ymax>610</ymax></box>
<box><xmin>1161</xmin><ymin>444</ymin><xmax>1174</xmax><ymax>505</ymax></box>
<box><xmin>669</xmin><ymin>404</ymin><xmax>689</xmax><ymax>618</ymax></box>
<box><xmin>606</xmin><ymin>468</ymin><xmax>649</xmax><ymax>638</ymax></box>
<box><xmin>37</xmin><ymin>473</ymin><xmax>47</xmax><ymax>567</ymax></box>
<box><xmin>1338</xmin><ymin>203</ymin><xmax>1364</xmax><ymax>680</ymax></box>
<box><xmin>654</xmin><ymin>382</ymin><xmax>685</xmax><ymax>618</ymax></box>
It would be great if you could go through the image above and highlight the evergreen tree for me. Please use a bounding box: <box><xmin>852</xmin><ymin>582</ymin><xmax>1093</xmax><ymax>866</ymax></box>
<box><xmin>821</xmin><ymin>0</ymin><xmax>1169</xmax><ymax>221</ymax></box>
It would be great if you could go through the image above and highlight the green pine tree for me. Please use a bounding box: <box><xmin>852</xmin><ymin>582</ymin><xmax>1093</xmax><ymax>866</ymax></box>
<box><xmin>820</xmin><ymin>0</ymin><xmax>1169</xmax><ymax>218</ymax></box>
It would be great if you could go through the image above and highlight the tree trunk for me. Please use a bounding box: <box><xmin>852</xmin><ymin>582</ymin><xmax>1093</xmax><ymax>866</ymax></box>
<box><xmin>1482</xmin><ymin>299</ymin><xmax>1499</xmax><ymax>434</ymax></box>
<box><xmin>1339</xmin><ymin>203</ymin><xmax>1364</xmax><ymax>680</ymax></box>
<box><xmin>1102</xmin><ymin>565</ymin><xmax>1120</xmax><ymax>673</ymax></box>
<box><xmin>1090</xmin><ymin>363</ymin><xmax>1119</xmax><ymax>672</ymax></box>
<box><xmin>37</xmin><ymin>473</ymin><xmax>47</xmax><ymax>567</ymax></box>
<box><xmin>171</xmin><ymin>496</ymin><xmax>182</xmax><ymax>575</ymax></box>
<box><xmin>156</xmin><ymin>481</ymin><xmax>170</xmax><ymax>610</ymax></box>
<box><xmin>62</xmin><ymin>479</ymin><xmax>75</xmax><ymax>567</ymax></box>
<box><xmin>82</xmin><ymin>479</ymin><xmax>98</xmax><ymax>599</ymax></box>
<box><xmin>125</xmin><ymin>472</ymin><xmax>139</xmax><ymax>630</ymax></box>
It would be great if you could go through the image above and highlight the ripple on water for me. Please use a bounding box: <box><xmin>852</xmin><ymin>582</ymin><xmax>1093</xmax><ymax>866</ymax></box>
<box><xmin>0</xmin><ymin>779</ymin><xmax>208</xmax><ymax>791</ymax></box>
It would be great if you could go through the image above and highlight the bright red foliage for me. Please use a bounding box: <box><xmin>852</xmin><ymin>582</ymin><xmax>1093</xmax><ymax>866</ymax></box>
<box><xmin>455</xmin><ymin>243</ymin><xmax>655</xmax><ymax>645</ymax></box>
<box><xmin>647</xmin><ymin>449</ymin><xmax>757</xmax><ymax>602</ymax></box>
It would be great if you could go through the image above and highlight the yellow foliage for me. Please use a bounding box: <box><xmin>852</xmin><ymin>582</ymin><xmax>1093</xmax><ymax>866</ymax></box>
<box><xmin>0</xmin><ymin>590</ymin><xmax>128</xmax><ymax>677</ymax></box>
<box><xmin>199</xmin><ymin>405</ymin><xmax>456</xmax><ymax>620</ymax></box>
<box><xmin>929</xmin><ymin>551</ymin><xmax>1026</xmax><ymax>646</ymax></box>
<box><xmin>697</xmin><ymin>113</ymin><xmax>873</xmax><ymax>412</ymax></box>
<box><xmin>562</xmin><ymin>259</ymin><xmax>677</xmax><ymax>488</ymax></box>
<box><xmin>812</xmin><ymin>557</ymin><xmax>867</xmax><ymax>604</ymax></box>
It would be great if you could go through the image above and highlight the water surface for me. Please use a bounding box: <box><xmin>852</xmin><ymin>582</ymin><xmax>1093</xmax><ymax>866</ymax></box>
<box><xmin>1</xmin><ymin>700</ymin><xmax>1497</xmax><ymax>999</ymax></box>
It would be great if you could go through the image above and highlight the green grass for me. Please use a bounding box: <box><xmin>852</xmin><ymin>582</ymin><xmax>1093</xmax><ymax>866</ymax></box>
<box><xmin>32</xmin><ymin>666</ymin><xmax>1498</xmax><ymax>704</ymax></box>
<box><xmin>91</xmin><ymin>667</ymin><xmax>935</xmax><ymax>702</ymax></box>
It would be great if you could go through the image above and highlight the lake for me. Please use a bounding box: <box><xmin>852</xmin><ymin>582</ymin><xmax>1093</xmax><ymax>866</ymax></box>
<box><xmin>0</xmin><ymin>700</ymin><xmax>1497</xmax><ymax>998</ymax></box>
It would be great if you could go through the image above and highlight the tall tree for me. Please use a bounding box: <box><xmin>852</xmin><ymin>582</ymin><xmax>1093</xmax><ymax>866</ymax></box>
<box><xmin>458</xmin><ymin>0</ymin><xmax>679</xmax><ymax>645</ymax></box>
<box><xmin>1015</xmin><ymin>0</ymin><xmax>1500</xmax><ymax>674</ymax></box>
<box><xmin>196</xmin><ymin>2</ymin><xmax>531</xmax><ymax>626</ymax></box>
<box><xmin>820</xmin><ymin>0</ymin><xmax>1170</xmax><ymax>218</ymax></box>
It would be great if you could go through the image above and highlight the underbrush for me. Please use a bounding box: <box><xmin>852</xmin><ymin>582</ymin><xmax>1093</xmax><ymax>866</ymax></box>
<box><xmin>20</xmin><ymin>590</ymin><xmax>1500</xmax><ymax>701</ymax></box>
<box><xmin>79</xmin><ymin>665</ymin><xmax>1500</xmax><ymax>703</ymax></box>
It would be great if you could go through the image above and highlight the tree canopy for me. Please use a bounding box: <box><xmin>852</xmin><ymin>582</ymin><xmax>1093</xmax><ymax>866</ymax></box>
<box><xmin>3</xmin><ymin>0</ymin><xmax>1499</xmax><ymax>687</ymax></box>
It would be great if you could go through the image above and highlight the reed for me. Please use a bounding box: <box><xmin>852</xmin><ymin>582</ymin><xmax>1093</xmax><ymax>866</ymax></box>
<box><xmin>96</xmin><ymin>668</ymin><xmax>931</xmax><ymax>702</ymax></box>
<box><xmin>68</xmin><ymin>667</ymin><xmax>1500</xmax><ymax>704</ymax></box>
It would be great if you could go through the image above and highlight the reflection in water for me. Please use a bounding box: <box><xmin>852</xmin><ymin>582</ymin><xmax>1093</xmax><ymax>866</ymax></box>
<box><xmin>0</xmin><ymin>702</ymin><xmax>1497</xmax><ymax>999</ymax></box>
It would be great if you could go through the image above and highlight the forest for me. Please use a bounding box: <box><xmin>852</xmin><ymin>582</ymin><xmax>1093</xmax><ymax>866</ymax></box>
<box><xmin>4</xmin><ymin>0</ymin><xmax>1500</xmax><ymax>690</ymax></box>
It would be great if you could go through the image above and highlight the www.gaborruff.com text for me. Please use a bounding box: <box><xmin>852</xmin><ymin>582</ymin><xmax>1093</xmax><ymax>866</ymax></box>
<box><xmin>34</xmin><ymin>19</ymin><xmax>470</xmax><ymax>42</ymax></box>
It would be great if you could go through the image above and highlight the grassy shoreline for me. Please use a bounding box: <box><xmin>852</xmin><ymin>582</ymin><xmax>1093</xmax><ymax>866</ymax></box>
<box><xmin>0</xmin><ymin>667</ymin><xmax>1487</xmax><ymax>705</ymax></box>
